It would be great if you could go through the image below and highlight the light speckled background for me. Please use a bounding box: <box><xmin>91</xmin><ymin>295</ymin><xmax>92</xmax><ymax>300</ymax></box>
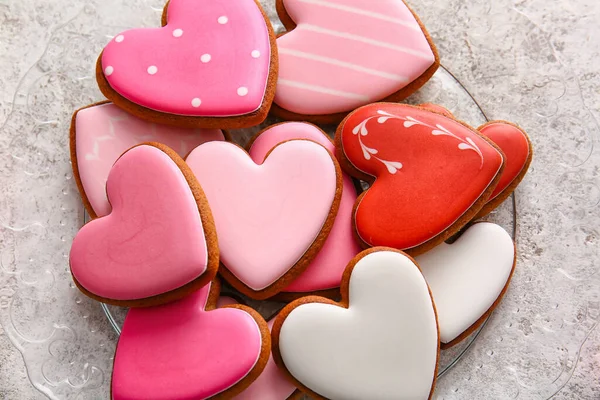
<box><xmin>0</xmin><ymin>0</ymin><xmax>598</xmax><ymax>399</ymax></box>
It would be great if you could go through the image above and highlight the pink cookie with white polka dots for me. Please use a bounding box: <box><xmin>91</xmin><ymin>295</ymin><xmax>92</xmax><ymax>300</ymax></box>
<box><xmin>97</xmin><ymin>0</ymin><xmax>278</xmax><ymax>129</ymax></box>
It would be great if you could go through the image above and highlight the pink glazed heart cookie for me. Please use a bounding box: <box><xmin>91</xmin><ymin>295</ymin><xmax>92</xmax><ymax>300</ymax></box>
<box><xmin>271</xmin><ymin>0</ymin><xmax>439</xmax><ymax>124</ymax></box>
<box><xmin>97</xmin><ymin>0</ymin><xmax>278</xmax><ymax>129</ymax></box>
<box><xmin>216</xmin><ymin>296</ymin><xmax>300</xmax><ymax>400</ymax></box>
<box><xmin>111</xmin><ymin>279</ymin><xmax>271</xmax><ymax>400</ymax></box>
<box><xmin>70</xmin><ymin>143</ymin><xmax>219</xmax><ymax>307</ymax></box>
<box><xmin>70</xmin><ymin>101</ymin><xmax>226</xmax><ymax>218</ymax></box>
<box><xmin>335</xmin><ymin>103</ymin><xmax>505</xmax><ymax>255</ymax></box>
<box><xmin>272</xmin><ymin>248</ymin><xmax>440</xmax><ymax>400</ymax></box>
<box><xmin>247</xmin><ymin>122</ymin><xmax>361</xmax><ymax>299</ymax></box>
<box><xmin>186</xmin><ymin>140</ymin><xmax>342</xmax><ymax>300</ymax></box>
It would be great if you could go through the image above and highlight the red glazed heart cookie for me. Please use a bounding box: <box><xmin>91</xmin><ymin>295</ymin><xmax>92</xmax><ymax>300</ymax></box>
<box><xmin>335</xmin><ymin>103</ymin><xmax>505</xmax><ymax>254</ymax></box>
<box><xmin>70</xmin><ymin>101</ymin><xmax>225</xmax><ymax>218</ymax></box>
<box><xmin>417</xmin><ymin>104</ymin><xmax>533</xmax><ymax>218</ymax></box>
<box><xmin>272</xmin><ymin>248</ymin><xmax>439</xmax><ymax>400</ymax></box>
<box><xmin>247</xmin><ymin>122</ymin><xmax>361</xmax><ymax>299</ymax></box>
<box><xmin>97</xmin><ymin>0</ymin><xmax>278</xmax><ymax>129</ymax></box>
<box><xmin>186</xmin><ymin>140</ymin><xmax>342</xmax><ymax>300</ymax></box>
<box><xmin>112</xmin><ymin>279</ymin><xmax>271</xmax><ymax>400</ymax></box>
<box><xmin>476</xmin><ymin>121</ymin><xmax>533</xmax><ymax>217</ymax></box>
<box><xmin>271</xmin><ymin>0</ymin><xmax>439</xmax><ymax>123</ymax></box>
<box><xmin>69</xmin><ymin>143</ymin><xmax>219</xmax><ymax>307</ymax></box>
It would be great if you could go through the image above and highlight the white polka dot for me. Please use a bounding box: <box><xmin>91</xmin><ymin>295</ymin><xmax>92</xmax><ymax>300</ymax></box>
<box><xmin>251</xmin><ymin>50</ymin><xmax>261</xmax><ymax>58</ymax></box>
<box><xmin>218</xmin><ymin>16</ymin><xmax>228</xmax><ymax>24</ymax></box>
<box><xmin>115</xmin><ymin>35</ymin><xmax>124</xmax><ymax>43</ymax></box>
<box><xmin>104</xmin><ymin>66</ymin><xmax>114</xmax><ymax>76</ymax></box>
<box><xmin>192</xmin><ymin>98</ymin><xmax>202</xmax><ymax>107</ymax></box>
<box><xmin>173</xmin><ymin>29</ymin><xmax>183</xmax><ymax>37</ymax></box>
<box><xmin>147</xmin><ymin>65</ymin><xmax>158</xmax><ymax>75</ymax></box>
<box><xmin>237</xmin><ymin>87</ymin><xmax>248</xmax><ymax>97</ymax></box>
<box><xmin>201</xmin><ymin>54</ymin><xmax>211</xmax><ymax>63</ymax></box>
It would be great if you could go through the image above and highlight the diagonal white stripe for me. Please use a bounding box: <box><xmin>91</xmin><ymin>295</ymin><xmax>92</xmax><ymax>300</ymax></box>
<box><xmin>278</xmin><ymin>79</ymin><xmax>370</xmax><ymax>100</ymax></box>
<box><xmin>279</xmin><ymin>48</ymin><xmax>409</xmax><ymax>82</ymax></box>
<box><xmin>299</xmin><ymin>24</ymin><xmax>434</xmax><ymax>60</ymax></box>
<box><xmin>298</xmin><ymin>0</ymin><xmax>421</xmax><ymax>30</ymax></box>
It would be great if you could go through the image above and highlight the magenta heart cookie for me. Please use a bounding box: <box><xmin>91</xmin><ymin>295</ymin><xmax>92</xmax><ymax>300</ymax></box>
<box><xmin>186</xmin><ymin>140</ymin><xmax>342</xmax><ymax>300</ymax></box>
<box><xmin>248</xmin><ymin>122</ymin><xmax>361</xmax><ymax>298</ymax></box>
<box><xmin>69</xmin><ymin>144</ymin><xmax>219</xmax><ymax>307</ymax></box>
<box><xmin>71</xmin><ymin>102</ymin><xmax>225</xmax><ymax>218</ymax></box>
<box><xmin>97</xmin><ymin>0</ymin><xmax>278</xmax><ymax>129</ymax></box>
<box><xmin>112</xmin><ymin>279</ymin><xmax>271</xmax><ymax>400</ymax></box>
<box><xmin>272</xmin><ymin>0</ymin><xmax>439</xmax><ymax>123</ymax></box>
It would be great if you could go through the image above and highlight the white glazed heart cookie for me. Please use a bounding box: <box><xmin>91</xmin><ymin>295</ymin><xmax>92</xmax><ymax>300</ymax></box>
<box><xmin>272</xmin><ymin>248</ymin><xmax>439</xmax><ymax>400</ymax></box>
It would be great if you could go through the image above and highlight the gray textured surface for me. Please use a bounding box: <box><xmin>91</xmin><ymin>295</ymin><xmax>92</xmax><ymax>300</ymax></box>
<box><xmin>0</xmin><ymin>0</ymin><xmax>598</xmax><ymax>399</ymax></box>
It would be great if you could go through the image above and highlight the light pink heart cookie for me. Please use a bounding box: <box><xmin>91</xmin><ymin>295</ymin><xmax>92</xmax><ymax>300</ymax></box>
<box><xmin>215</xmin><ymin>296</ymin><xmax>299</xmax><ymax>400</ymax></box>
<box><xmin>70</xmin><ymin>144</ymin><xmax>219</xmax><ymax>307</ymax></box>
<box><xmin>112</xmin><ymin>280</ymin><xmax>271</xmax><ymax>400</ymax></box>
<box><xmin>186</xmin><ymin>140</ymin><xmax>342</xmax><ymax>300</ymax></box>
<box><xmin>71</xmin><ymin>102</ymin><xmax>225</xmax><ymax>218</ymax></box>
<box><xmin>272</xmin><ymin>0</ymin><xmax>439</xmax><ymax>123</ymax></box>
<box><xmin>97</xmin><ymin>0</ymin><xmax>277</xmax><ymax>129</ymax></box>
<box><xmin>248</xmin><ymin>122</ymin><xmax>361</xmax><ymax>298</ymax></box>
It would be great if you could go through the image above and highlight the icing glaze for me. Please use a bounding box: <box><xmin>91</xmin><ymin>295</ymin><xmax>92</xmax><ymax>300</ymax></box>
<box><xmin>74</xmin><ymin>102</ymin><xmax>224</xmax><ymax>217</ymax></box>
<box><xmin>112</xmin><ymin>282</ymin><xmax>264</xmax><ymax>399</ymax></box>
<box><xmin>248</xmin><ymin>122</ymin><xmax>360</xmax><ymax>293</ymax></box>
<box><xmin>101</xmin><ymin>0</ymin><xmax>271</xmax><ymax>117</ymax></box>
<box><xmin>416</xmin><ymin>223</ymin><xmax>515</xmax><ymax>344</ymax></box>
<box><xmin>338</xmin><ymin>103</ymin><xmax>504</xmax><ymax>250</ymax></box>
<box><xmin>275</xmin><ymin>0</ymin><xmax>436</xmax><ymax>115</ymax></box>
<box><xmin>478</xmin><ymin>122</ymin><xmax>531</xmax><ymax>200</ymax></box>
<box><xmin>277</xmin><ymin>250</ymin><xmax>438</xmax><ymax>399</ymax></box>
<box><xmin>70</xmin><ymin>145</ymin><xmax>208</xmax><ymax>300</ymax></box>
<box><xmin>186</xmin><ymin>140</ymin><xmax>338</xmax><ymax>294</ymax></box>
<box><xmin>217</xmin><ymin>297</ymin><xmax>298</xmax><ymax>400</ymax></box>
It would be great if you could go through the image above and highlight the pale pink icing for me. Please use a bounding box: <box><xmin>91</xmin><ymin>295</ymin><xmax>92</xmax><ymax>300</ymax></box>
<box><xmin>101</xmin><ymin>0</ymin><xmax>271</xmax><ymax>117</ymax></box>
<box><xmin>112</xmin><ymin>283</ymin><xmax>263</xmax><ymax>400</ymax></box>
<box><xmin>70</xmin><ymin>145</ymin><xmax>208</xmax><ymax>300</ymax></box>
<box><xmin>275</xmin><ymin>0</ymin><xmax>436</xmax><ymax>115</ymax></box>
<box><xmin>75</xmin><ymin>103</ymin><xmax>224</xmax><ymax>217</ymax></box>
<box><xmin>248</xmin><ymin>123</ymin><xmax>360</xmax><ymax>293</ymax></box>
<box><xmin>186</xmin><ymin>141</ymin><xmax>337</xmax><ymax>291</ymax></box>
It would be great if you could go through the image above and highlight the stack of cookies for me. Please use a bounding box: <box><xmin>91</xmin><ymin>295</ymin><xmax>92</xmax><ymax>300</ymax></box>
<box><xmin>68</xmin><ymin>0</ymin><xmax>533</xmax><ymax>399</ymax></box>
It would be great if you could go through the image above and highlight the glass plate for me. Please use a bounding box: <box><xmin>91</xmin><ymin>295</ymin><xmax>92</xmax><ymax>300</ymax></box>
<box><xmin>101</xmin><ymin>64</ymin><xmax>517</xmax><ymax>380</ymax></box>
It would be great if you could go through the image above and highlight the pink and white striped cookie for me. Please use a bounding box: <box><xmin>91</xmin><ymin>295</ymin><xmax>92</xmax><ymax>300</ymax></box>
<box><xmin>272</xmin><ymin>0</ymin><xmax>439</xmax><ymax>123</ymax></box>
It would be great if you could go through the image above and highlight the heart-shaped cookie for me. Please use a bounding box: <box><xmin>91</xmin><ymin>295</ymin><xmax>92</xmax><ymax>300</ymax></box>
<box><xmin>70</xmin><ymin>102</ymin><xmax>225</xmax><ymax>218</ymax></box>
<box><xmin>97</xmin><ymin>0</ymin><xmax>277</xmax><ymax>129</ymax></box>
<box><xmin>186</xmin><ymin>140</ymin><xmax>341</xmax><ymax>299</ymax></box>
<box><xmin>272</xmin><ymin>0</ymin><xmax>439</xmax><ymax>123</ymax></box>
<box><xmin>215</xmin><ymin>296</ymin><xmax>300</xmax><ymax>400</ymax></box>
<box><xmin>476</xmin><ymin>121</ymin><xmax>533</xmax><ymax>217</ymax></box>
<box><xmin>335</xmin><ymin>103</ymin><xmax>505</xmax><ymax>254</ymax></box>
<box><xmin>247</xmin><ymin>122</ymin><xmax>361</xmax><ymax>298</ymax></box>
<box><xmin>70</xmin><ymin>144</ymin><xmax>218</xmax><ymax>307</ymax></box>
<box><xmin>111</xmin><ymin>279</ymin><xmax>270</xmax><ymax>400</ymax></box>
<box><xmin>416</xmin><ymin>223</ymin><xmax>515</xmax><ymax>347</ymax></box>
<box><xmin>272</xmin><ymin>248</ymin><xmax>439</xmax><ymax>400</ymax></box>
<box><xmin>417</xmin><ymin>104</ymin><xmax>533</xmax><ymax>218</ymax></box>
